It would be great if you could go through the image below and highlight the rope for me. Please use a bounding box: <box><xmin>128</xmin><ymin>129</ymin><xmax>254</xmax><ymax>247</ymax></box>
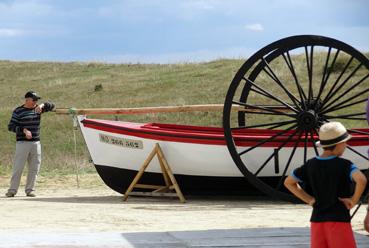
<box><xmin>68</xmin><ymin>107</ymin><xmax>77</xmax><ymax>115</ymax></box>
<box><xmin>72</xmin><ymin>113</ymin><xmax>80</xmax><ymax>188</ymax></box>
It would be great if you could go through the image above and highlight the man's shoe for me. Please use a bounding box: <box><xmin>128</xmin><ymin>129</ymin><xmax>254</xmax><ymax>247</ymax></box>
<box><xmin>26</xmin><ymin>192</ymin><xmax>36</xmax><ymax>197</ymax></box>
<box><xmin>5</xmin><ymin>192</ymin><xmax>15</xmax><ymax>197</ymax></box>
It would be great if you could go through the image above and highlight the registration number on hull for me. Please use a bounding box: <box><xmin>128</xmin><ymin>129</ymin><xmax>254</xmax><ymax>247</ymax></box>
<box><xmin>99</xmin><ymin>133</ymin><xmax>143</xmax><ymax>149</ymax></box>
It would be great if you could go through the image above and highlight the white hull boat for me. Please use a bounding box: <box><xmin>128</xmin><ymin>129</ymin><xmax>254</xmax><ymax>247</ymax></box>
<box><xmin>78</xmin><ymin>116</ymin><xmax>369</xmax><ymax>195</ymax></box>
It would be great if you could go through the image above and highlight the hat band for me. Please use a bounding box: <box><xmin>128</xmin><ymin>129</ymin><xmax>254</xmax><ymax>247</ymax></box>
<box><xmin>320</xmin><ymin>132</ymin><xmax>349</xmax><ymax>146</ymax></box>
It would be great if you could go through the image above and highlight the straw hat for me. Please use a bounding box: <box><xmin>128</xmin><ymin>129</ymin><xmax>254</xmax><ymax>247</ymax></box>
<box><xmin>316</xmin><ymin>122</ymin><xmax>351</xmax><ymax>147</ymax></box>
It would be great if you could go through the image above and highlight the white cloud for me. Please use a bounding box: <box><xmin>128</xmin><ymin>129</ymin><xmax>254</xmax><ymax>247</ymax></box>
<box><xmin>245</xmin><ymin>23</ymin><xmax>264</xmax><ymax>32</ymax></box>
<box><xmin>0</xmin><ymin>28</ymin><xmax>24</xmax><ymax>37</ymax></box>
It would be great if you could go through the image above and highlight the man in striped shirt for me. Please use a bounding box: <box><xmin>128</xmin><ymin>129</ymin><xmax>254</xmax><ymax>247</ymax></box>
<box><xmin>6</xmin><ymin>91</ymin><xmax>55</xmax><ymax>197</ymax></box>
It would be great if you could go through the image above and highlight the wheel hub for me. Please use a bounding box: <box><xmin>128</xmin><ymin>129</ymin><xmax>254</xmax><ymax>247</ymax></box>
<box><xmin>297</xmin><ymin>110</ymin><xmax>318</xmax><ymax>131</ymax></box>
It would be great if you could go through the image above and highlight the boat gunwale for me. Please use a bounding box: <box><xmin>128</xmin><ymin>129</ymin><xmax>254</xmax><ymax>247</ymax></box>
<box><xmin>81</xmin><ymin>118</ymin><xmax>369</xmax><ymax>147</ymax></box>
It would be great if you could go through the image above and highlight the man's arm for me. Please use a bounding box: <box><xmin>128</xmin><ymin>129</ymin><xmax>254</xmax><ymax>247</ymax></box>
<box><xmin>8</xmin><ymin>109</ymin><xmax>32</xmax><ymax>139</ymax></box>
<box><xmin>8</xmin><ymin>111</ymin><xmax>23</xmax><ymax>134</ymax></box>
<box><xmin>284</xmin><ymin>175</ymin><xmax>315</xmax><ymax>206</ymax></box>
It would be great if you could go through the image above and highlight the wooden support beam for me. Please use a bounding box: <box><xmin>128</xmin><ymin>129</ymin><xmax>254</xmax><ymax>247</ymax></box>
<box><xmin>134</xmin><ymin>184</ymin><xmax>163</xmax><ymax>190</ymax></box>
<box><xmin>128</xmin><ymin>192</ymin><xmax>178</xmax><ymax>197</ymax></box>
<box><xmin>54</xmin><ymin>104</ymin><xmax>289</xmax><ymax>115</ymax></box>
<box><xmin>123</xmin><ymin>143</ymin><xmax>186</xmax><ymax>203</ymax></box>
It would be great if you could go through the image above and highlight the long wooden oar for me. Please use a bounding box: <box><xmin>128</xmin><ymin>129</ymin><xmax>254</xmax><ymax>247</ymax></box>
<box><xmin>54</xmin><ymin>104</ymin><xmax>289</xmax><ymax>115</ymax></box>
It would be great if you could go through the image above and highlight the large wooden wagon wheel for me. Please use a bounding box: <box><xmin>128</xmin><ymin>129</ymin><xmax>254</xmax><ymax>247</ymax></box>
<box><xmin>223</xmin><ymin>35</ymin><xmax>369</xmax><ymax>201</ymax></box>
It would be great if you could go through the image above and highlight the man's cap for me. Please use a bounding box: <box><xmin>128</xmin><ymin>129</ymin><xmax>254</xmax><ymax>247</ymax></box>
<box><xmin>24</xmin><ymin>91</ymin><xmax>41</xmax><ymax>100</ymax></box>
<box><xmin>316</xmin><ymin>122</ymin><xmax>351</xmax><ymax>147</ymax></box>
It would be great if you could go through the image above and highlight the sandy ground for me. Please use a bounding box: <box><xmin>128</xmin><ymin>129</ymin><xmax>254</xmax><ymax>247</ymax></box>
<box><xmin>0</xmin><ymin>173</ymin><xmax>368</xmax><ymax>235</ymax></box>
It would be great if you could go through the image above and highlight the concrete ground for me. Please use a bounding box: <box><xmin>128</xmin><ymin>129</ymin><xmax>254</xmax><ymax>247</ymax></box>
<box><xmin>0</xmin><ymin>173</ymin><xmax>368</xmax><ymax>247</ymax></box>
<box><xmin>0</xmin><ymin>228</ymin><xmax>368</xmax><ymax>248</ymax></box>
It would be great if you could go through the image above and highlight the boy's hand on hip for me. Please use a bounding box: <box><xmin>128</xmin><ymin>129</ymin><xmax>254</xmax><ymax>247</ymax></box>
<box><xmin>338</xmin><ymin>197</ymin><xmax>354</xmax><ymax>209</ymax></box>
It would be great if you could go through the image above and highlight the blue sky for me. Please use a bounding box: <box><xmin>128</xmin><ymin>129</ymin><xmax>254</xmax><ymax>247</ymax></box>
<box><xmin>0</xmin><ymin>0</ymin><xmax>368</xmax><ymax>63</ymax></box>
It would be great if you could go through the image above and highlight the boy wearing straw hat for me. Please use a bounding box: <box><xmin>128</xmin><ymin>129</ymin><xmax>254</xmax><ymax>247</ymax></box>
<box><xmin>284</xmin><ymin>122</ymin><xmax>367</xmax><ymax>248</ymax></box>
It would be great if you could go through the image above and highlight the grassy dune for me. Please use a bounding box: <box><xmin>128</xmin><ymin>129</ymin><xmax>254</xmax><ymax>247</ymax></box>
<box><xmin>0</xmin><ymin>59</ymin><xmax>242</xmax><ymax>173</ymax></box>
<box><xmin>0</xmin><ymin>53</ymin><xmax>368</xmax><ymax>174</ymax></box>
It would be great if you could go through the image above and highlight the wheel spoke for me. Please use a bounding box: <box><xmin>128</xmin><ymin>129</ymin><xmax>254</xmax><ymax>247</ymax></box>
<box><xmin>238</xmin><ymin>124</ymin><xmax>298</xmax><ymax>156</ymax></box>
<box><xmin>315</xmin><ymin>47</ymin><xmax>331</xmax><ymax>101</ymax></box>
<box><xmin>239</xmin><ymin>110</ymin><xmax>291</xmax><ymax>116</ymax></box>
<box><xmin>310</xmin><ymin>130</ymin><xmax>319</xmax><ymax>156</ymax></box>
<box><xmin>261</xmin><ymin>58</ymin><xmax>301</xmax><ymax>108</ymax></box>
<box><xmin>231</xmin><ymin>119</ymin><xmax>296</xmax><ymax>130</ymax></box>
<box><xmin>250</xmin><ymin>87</ymin><xmax>270</xmax><ymax>98</ymax></box>
<box><xmin>254</xmin><ymin>129</ymin><xmax>299</xmax><ymax>176</ymax></box>
<box><xmin>232</xmin><ymin>100</ymin><xmax>296</xmax><ymax>118</ymax></box>
<box><xmin>276</xmin><ymin>130</ymin><xmax>303</xmax><ymax>190</ymax></box>
<box><xmin>321</xmin><ymin>59</ymin><xmax>362</xmax><ymax>108</ymax></box>
<box><xmin>268</xmin><ymin>120</ymin><xmax>298</xmax><ymax>130</ymax></box>
<box><xmin>243</xmin><ymin>77</ymin><xmax>300</xmax><ymax>113</ymax></box>
<box><xmin>303</xmin><ymin>130</ymin><xmax>308</xmax><ymax>164</ymax></box>
<box><xmin>346</xmin><ymin>146</ymin><xmax>369</xmax><ymax>161</ymax></box>
<box><xmin>321</xmin><ymin>55</ymin><xmax>354</xmax><ymax>106</ymax></box>
<box><xmin>324</xmin><ymin>112</ymin><xmax>365</xmax><ymax>119</ymax></box>
<box><xmin>282</xmin><ymin>52</ymin><xmax>307</xmax><ymax>106</ymax></box>
<box><xmin>321</xmin><ymin>73</ymin><xmax>369</xmax><ymax>112</ymax></box>
<box><xmin>320</xmin><ymin>56</ymin><xmax>354</xmax><ymax>105</ymax></box>
<box><xmin>324</xmin><ymin>112</ymin><xmax>366</xmax><ymax>121</ymax></box>
<box><xmin>347</xmin><ymin>129</ymin><xmax>369</xmax><ymax>136</ymax></box>
<box><xmin>322</xmin><ymin>49</ymin><xmax>340</xmax><ymax>93</ymax></box>
<box><xmin>321</xmin><ymin>95</ymin><xmax>369</xmax><ymax>115</ymax></box>
<box><xmin>305</xmin><ymin>46</ymin><xmax>314</xmax><ymax>101</ymax></box>
<box><xmin>328</xmin><ymin>117</ymin><xmax>366</xmax><ymax>121</ymax></box>
<box><xmin>316</xmin><ymin>48</ymin><xmax>341</xmax><ymax>101</ymax></box>
<box><xmin>253</xmin><ymin>154</ymin><xmax>275</xmax><ymax>177</ymax></box>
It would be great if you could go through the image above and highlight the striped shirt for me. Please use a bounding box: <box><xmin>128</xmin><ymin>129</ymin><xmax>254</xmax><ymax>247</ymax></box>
<box><xmin>8</xmin><ymin>102</ymin><xmax>55</xmax><ymax>141</ymax></box>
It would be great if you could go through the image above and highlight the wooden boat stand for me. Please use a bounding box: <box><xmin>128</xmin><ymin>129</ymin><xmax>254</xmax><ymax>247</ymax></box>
<box><xmin>123</xmin><ymin>143</ymin><xmax>186</xmax><ymax>203</ymax></box>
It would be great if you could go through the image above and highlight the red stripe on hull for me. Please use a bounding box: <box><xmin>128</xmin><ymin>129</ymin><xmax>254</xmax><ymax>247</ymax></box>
<box><xmin>81</xmin><ymin>119</ymin><xmax>369</xmax><ymax>147</ymax></box>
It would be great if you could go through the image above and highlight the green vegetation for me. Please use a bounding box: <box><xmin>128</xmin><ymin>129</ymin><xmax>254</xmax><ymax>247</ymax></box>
<box><xmin>0</xmin><ymin>53</ymin><xmax>368</xmax><ymax>173</ymax></box>
<box><xmin>0</xmin><ymin>59</ymin><xmax>242</xmax><ymax>173</ymax></box>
